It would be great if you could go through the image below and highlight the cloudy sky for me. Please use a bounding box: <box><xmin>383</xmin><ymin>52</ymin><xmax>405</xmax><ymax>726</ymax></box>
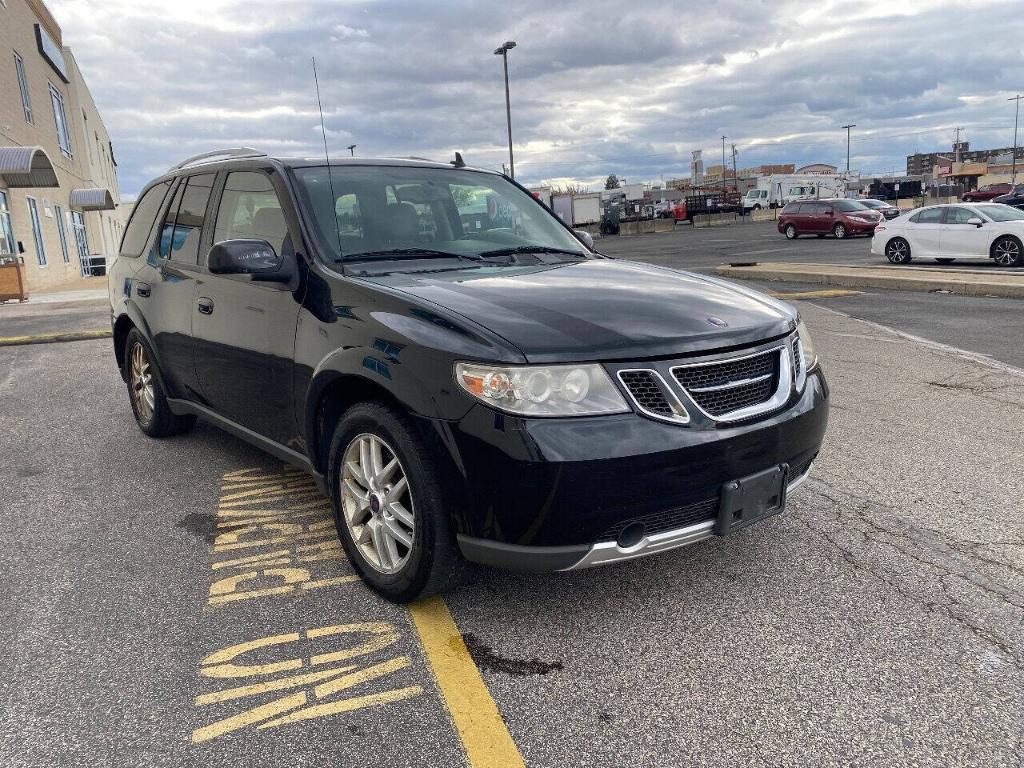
<box><xmin>48</xmin><ymin>0</ymin><xmax>1024</xmax><ymax>199</ymax></box>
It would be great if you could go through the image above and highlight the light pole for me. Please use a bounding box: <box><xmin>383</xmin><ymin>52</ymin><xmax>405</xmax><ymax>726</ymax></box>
<box><xmin>842</xmin><ymin>124</ymin><xmax>856</xmax><ymax>172</ymax></box>
<box><xmin>1010</xmin><ymin>95</ymin><xmax>1022</xmax><ymax>184</ymax></box>
<box><xmin>494</xmin><ymin>41</ymin><xmax>517</xmax><ymax>179</ymax></box>
<box><xmin>347</xmin><ymin>144</ymin><xmax>356</xmax><ymax>157</ymax></box>
<box><xmin>721</xmin><ymin>135</ymin><xmax>727</xmax><ymax>192</ymax></box>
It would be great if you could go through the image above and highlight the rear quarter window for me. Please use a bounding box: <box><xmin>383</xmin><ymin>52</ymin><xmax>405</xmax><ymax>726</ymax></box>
<box><xmin>119</xmin><ymin>181</ymin><xmax>170</xmax><ymax>258</ymax></box>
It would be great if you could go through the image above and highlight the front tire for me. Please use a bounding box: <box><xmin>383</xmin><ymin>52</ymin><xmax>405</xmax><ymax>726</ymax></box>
<box><xmin>328</xmin><ymin>403</ymin><xmax>464</xmax><ymax>602</ymax></box>
<box><xmin>885</xmin><ymin>237</ymin><xmax>912</xmax><ymax>264</ymax></box>
<box><xmin>124</xmin><ymin>329</ymin><xmax>196</xmax><ymax>437</ymax></box>
<box><xmin>833</xmin><ymin>223</ymin><xmax>847</xmax><ymax>239</ymax></box>
<box><xmin>992</xmin><ymin>236</ymin><xmax>1024</xmax><ymax>267</ymax></box>
<box><xmin>784</xmin><ymin>224</ymin><xmax>798</xmax><ymax>239</ymax></box>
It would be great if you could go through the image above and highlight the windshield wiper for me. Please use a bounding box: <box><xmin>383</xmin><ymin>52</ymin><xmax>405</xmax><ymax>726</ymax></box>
<box><xmin>478</xmin><ymin>246</ymin><xmax>587</xmax><ymax>259</ymax></box>
<box><xmin>336</xmin><ymin>248</ymin><xmax>481</xmax><ymax>264</ymax></box>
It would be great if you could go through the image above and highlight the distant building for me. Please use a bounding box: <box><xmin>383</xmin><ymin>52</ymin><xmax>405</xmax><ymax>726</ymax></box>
<box><xmin>795</xmin><ymin>163</ymin><xmax>838</xmax><ymax>174</ymax></box>
<box><xmin>737</xmin><ymin>164</ymin><xmax>796</xmax><ymax>176</ymax></box>
<box><xmin>1</xmin><ymin>0</ymin><xmax>121</xmax><ymax>291</ymax></box>
<box><xmin>907</xmin><ymin>142</ymin><xmax>1024</xmax><ymax>177</ymax></box>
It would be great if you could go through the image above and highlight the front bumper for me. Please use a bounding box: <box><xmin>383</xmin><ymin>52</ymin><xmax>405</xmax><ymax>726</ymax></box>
<box><xmin>440</xmin><ymin>368</ymin><xmax>829</xmax><ymax>570</ymax></box>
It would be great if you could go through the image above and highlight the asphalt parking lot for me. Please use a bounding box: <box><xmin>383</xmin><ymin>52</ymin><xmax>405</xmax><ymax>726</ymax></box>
<box><xmin>3</xmin><ymin>228</ymin><xmax>1024</xmax><ymax>767</ymax></box>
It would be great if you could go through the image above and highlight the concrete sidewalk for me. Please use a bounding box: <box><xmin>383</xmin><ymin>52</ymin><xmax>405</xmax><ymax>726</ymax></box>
<box><xmin>716</xmin><ymin>262</ymin><xmax>1024</xmax><ymax>299</ymax></box>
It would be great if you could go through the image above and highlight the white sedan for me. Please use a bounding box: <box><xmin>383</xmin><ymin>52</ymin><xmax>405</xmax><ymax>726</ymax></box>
<box><xmin>870</xmin><ymin>203</ymin><xmax>1024</xmax><ymax>267</ymax></box>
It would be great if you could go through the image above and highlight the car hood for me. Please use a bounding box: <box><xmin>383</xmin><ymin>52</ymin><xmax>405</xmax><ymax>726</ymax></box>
<box><xmin>363</xmin><ymin>259</ymin><xmax>796</xmax><ymax>363</ymax></box>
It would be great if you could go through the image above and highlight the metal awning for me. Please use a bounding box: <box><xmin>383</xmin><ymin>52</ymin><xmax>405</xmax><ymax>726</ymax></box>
<box><xmin>0</xmin><ymin>146</ymin><xmax>59</xmax><ymax>188</ymax></box>
<box><xmin>69</xmin><ymin>187</ymin><xmax>115</xmax><ymax>211</ymax></box>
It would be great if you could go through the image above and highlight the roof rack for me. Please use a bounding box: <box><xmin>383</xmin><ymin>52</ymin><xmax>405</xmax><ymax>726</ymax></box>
<box><xmin>168</xmin><ymin>147</ymin><xmax>266</xmax><ymax>173</ymax></box>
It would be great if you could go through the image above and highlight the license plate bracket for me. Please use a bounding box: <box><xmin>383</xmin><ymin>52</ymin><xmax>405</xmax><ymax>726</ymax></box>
<box><xmin>716</xmin><ymin>464</ymin><xmax>789</xmax><ymax>536</ymax></box>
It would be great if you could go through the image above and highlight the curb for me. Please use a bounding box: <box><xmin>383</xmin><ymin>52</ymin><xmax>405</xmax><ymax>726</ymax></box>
<box><xmin>715</xmin><ymin>263</ymin><xmax>1024</xmax><ymax>299</ymax></box>
<box><xmin>0</xmin><ymin>329</ymin><xmax>112</xmax><ymax>347</ymax></box>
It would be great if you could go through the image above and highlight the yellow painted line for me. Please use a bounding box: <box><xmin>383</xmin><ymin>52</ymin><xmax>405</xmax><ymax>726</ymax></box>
<box><xmin>409</xmin><ymin>596</ymin><xmax>525</xmax><ymax>768</ymax></box>
<box><xmin>0</xmin><ymin>328</ymin><xmax>112</xmax><ymax>346</ymax></box>
<box><xmin>768</xmin><ymin>289</ymin><xmax>863</xmax><ymax>299</ymax></box>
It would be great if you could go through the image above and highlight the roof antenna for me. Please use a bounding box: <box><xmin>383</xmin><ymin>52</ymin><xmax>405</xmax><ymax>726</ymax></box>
<box><xmin>312</xmin><ymin>56</ymin><xmax>344</xmax><ymax>261</ymax></box>
<box><xmin>450</xmin><ymin>151</ymin><xmax>466</xmax><ymax>168</ymax></box>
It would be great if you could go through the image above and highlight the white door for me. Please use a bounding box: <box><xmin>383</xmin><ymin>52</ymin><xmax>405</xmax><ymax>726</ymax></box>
<box><xmin>904</xmin><ymin>207</ymin><xmax>945</xmax><ymax>256</ymax></box>
<box><xmin>939</xmin><ymin>206</ymin><xmax>987</xmax><ymax>258</ymax></box>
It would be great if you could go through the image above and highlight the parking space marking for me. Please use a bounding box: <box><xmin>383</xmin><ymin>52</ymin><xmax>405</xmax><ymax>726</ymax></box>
<box><xmin>769</xmin><ymin>289</ymin><xmax>864</xmax><ymax>299</ymax></box>
<box><xmin>410</xmin><ymin>596</ymin><xmax>525</xmax><ymax>768</ymax></box>
<box><xmin>191</xmin><ymin>466</ymin><xmax>425</xmax><ymax>745</ymax></box>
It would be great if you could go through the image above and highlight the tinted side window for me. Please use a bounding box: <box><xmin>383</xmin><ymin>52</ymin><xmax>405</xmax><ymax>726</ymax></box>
<box><xmin>120</xmin><ymin>181</ymin><xmax>170</xmax><ymax>258</ymax></box>
<box><xmin>910</xmin><ymin>208</ymin><xmax>944</xmax><ymax>224</ymax></box>
<box><xmin>803</xmin><ymin>203</ymin><xmax>825</xmax><ymax>215</ymax></box>
<box><xmin>213</xmin><ymin>171</ymin><xmax>290</xmax><ymax>257</ymax></box>
<box><xmin>168</xmin><ymin>174</ymin><xmax>215</xmax><ymax>264</ymax></box>
<box><xmin>158</xmin><ymin>183</ymin><xmax>186</xmax><ymax>259</ymax></box>
<box><xmin>784</xmin><ymin>203</ymin><xmax>803</xmax><ymax>214</ymax></box>
<box><xmin>944</xmin><ymin>207</ymin><xmax>975</xmax><ymax>224</ymax></box>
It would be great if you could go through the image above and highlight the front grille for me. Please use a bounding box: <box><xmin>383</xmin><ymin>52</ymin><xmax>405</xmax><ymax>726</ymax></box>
<box><xmin>600</xmin><ymin>497</ymin><xmax>718</xmax><ymax>541</ymax></box>
<box><xmin>673</xmin><ymin>349</ymin><xmax>780</xmax><ymax>417</ymax></box>
<box><xmin>618</xmin><ymin>370</ymin><xmax>675</xmax><ymax>418</ymax></box>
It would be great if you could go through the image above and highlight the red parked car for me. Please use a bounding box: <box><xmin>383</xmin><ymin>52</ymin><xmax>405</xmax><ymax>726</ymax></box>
<box><xmin>777</xmin><ymin>199</ymin><xmax>883</xmax><ymax>239</ymax></box>
<box><xmin>962</xmin><ymin>183</ymin><xmax>1012</xmax><ymax>202</ymax></box>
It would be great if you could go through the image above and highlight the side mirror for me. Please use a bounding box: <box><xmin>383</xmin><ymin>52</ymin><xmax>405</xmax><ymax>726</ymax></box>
<box><xmin>967</xmin><ymin>217</ymin><xmax>984</xmax><ymax>227</ymax></box>
<box><xmin>207</xmin><ymin>239</ymin><xmax>294</xmax><ymax>283</ymax></box>
<box><xmin>573</xmin><ymin>229</ymin><xmax>595</xmax><ymax>250</ymax></box>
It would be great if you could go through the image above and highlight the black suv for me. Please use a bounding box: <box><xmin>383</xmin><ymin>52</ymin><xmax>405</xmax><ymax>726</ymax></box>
<box><xmin>110</xmin><ymin>149</ymin><xmax>829</xmax><ymax>601</ymax></box>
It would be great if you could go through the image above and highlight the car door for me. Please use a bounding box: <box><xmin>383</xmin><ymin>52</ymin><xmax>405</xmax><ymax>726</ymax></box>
<box><xmin>192</xmin><ymin>168</ymin><xmax>304</xmax><ymax>445</ymax></box>
<box><xmin>905</xmin><ymin>207</ymin><xmax>945</xmax><ymax>256</ymax></box>
<box><xmin>939</xmin><ymin>206</ymin><xmax>987</xmax><ymax>259</ymax></box>
<box><xmin>136</xmin><ymin>174</ymin><xmax>215</xmax><ymax>399</ymax></box>
<box><xmin>801</xmin><ymin>202</ymin><xmax>824</xmax><ymax>233</ymax></box>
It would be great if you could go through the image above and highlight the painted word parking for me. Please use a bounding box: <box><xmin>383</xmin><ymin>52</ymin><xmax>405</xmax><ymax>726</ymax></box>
<box><xmin>191</xmin><ymin>466</ymin><xmax>423</xmax><ymax>744</ymax></box>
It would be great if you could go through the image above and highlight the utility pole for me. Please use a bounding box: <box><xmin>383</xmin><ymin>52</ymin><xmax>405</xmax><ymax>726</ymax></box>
<box><xmin>1010</xmin><ymin>95</ymin><xmax>1023</xmax><ymax>184</ymax></box>
<box><xmin>954</xmin><ymin>127</ymin><xmax>963</xmax><ymax>162</ymax></box>
<box><xmin>841</xmin><ymin>124</ymin><xmax>856</xmax><ymax>172</ymax></box>
<box><xmin>721</xmin><ymin>135</ymin><xmax>727</xmax><ymax>192</ymax></box>
<box><xmin>493</xmin><ymin>41</ymin><xmax>517</xmax><ymax>179</ymax></box>
<box><xmin>730</xmin><ymin>143</ymin><xmax>738</xmax><ymax>187</ymax></box>
<box><xmin>346</xmin><ymin>144</ymin><xmax>356</xmax><ymax>157</ymax></box>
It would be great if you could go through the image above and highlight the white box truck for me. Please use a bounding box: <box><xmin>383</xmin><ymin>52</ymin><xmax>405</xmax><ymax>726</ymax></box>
<box><xmin>571</xmin><ymin>193</ymin><xmax>602</xmax><ymax>226</ymax></box>
<box><xmin>552</xmin><ymin>194</ymin><xmax>573</xmax><ymax>224</ymax></box>
<box><xmin>742</xmin><ymin>175</ymin><xmax>847</xmax><ymax>212</ymax></box>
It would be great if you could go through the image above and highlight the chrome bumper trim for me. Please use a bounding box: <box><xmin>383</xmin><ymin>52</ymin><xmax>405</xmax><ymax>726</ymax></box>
<box><xmin>562</xmin><ymin>462</ymin><xmax>813</xmax><ymax>571</ymax></box>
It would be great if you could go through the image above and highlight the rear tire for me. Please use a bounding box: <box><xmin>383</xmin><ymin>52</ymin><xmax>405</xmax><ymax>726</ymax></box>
<box><xmin>784</xmin><ymin>224</ymin><xmax>798</xmax><ymax>239</ymax></box>
<box><xmin>124</xmin><ymin>329</ymin><xmax>196</xmax><ymax>438</ymax></box>
<box><xmin>885</xmin><ymin>237</ymin><xmax>912</xmax><ymax>264</ymax></box>
<box><xmin>327</xmin><ymin>402</ymin><xmax>466</xmax><ymax>602</ymax></box>
<box><xmin>833</xmin><ymin>223</ymin><xmax>847</xmax><ymax>239</ymax></box>
<box><xmin>992</xmin><ymin>236</ymin><xmax>1023</xmax><ymax>267</ymax></box>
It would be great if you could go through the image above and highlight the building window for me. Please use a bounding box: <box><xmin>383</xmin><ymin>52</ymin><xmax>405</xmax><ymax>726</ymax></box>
<box><xmin>0</xmin><ymin>191</ymin><xmax>15</xmax><ymax>258</ymax></box>
<box><xmin>15</xmin><ymin>52</ymin><xmax>32</xmax><ymax>123</ymax></box>
<box><xmin>49</xmin><ymin>84</ymin><xmax>73</xmax><ymax>158</ymax></box>
<box><xmin>26</xmin><ymin>197</ymin><xmax>47</xmax><ymax>266</ymax></box>
<box><xmin>54</xmin><ymin>205</ymin><xmax>70</xmax><ymax>263</ymax></box>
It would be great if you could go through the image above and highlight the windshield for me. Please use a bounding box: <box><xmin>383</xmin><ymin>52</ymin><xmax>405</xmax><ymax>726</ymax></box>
<box><xmin>977</xmin><ymin>204</ymin><xmax>1024</xmax><ymax>222</ymax></box>
<box><xmin>834</xmin><ymin>199</ymin><xmax>869</xmax><ymax>212</ymax></box>
<box><xmin>292</xmin><ymin>165</ymin><xmax>589</xmax><ymax>263</ymax></box>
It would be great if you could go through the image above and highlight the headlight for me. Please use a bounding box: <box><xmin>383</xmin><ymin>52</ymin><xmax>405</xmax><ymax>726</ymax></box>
<box><xmin>455</xmin><ymin>362</ymin><xmax>629</xmax><ymax>416</ymax></box>
<box><xmin>796</xmin><ymin>319</ymin><xmax>817</xmax><ymax>372</ymax></box>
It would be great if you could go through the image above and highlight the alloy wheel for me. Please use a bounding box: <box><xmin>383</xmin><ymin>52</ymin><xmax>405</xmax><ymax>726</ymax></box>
<box><xmin>993</xmin><ymin>238</ymin><xmax>1021</xmax><ymax>267</ymax></box>
<box><xmin>340</xmin><ymin>433</ymin><xmax>415</xmax><ymax>574</ymax></box>
<box><xmin>130</xmin><ymin>342</ymin><xmax>155</xmax><ymax>424</ymax></box>
<box><xmin>886</xmin><ymin>239</ymin><xmax>909</xmax><ymax>264</ymax></box>
<box><xmin>834</xmin><ymin>224</ymin><xmax>846</xmax><ymax>239</ymax></box>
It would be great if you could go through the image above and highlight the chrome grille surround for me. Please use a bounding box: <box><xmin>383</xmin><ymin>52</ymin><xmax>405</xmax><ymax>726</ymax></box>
<box><xmin>670</xmin><ymin>344</ymin><xmax>793</xmax><ymax>423</ymax></box>
<box><xmin>616</xmin><ymin>368</ymin><xmax>690</xmax><ymax>424</ymax></box>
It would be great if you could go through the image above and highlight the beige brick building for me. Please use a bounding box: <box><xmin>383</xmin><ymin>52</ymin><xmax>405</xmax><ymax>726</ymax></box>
<box><xmin>0</xmin><ymin>0</ymin><xmax>121</xmax><ymax>292</ymax></box>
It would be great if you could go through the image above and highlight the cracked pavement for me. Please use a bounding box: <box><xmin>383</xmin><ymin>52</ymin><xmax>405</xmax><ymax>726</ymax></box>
<box><xmin>1</xmin><ymin>301</ymin><xmax>1022</xmax><ymax>767</ymax></box>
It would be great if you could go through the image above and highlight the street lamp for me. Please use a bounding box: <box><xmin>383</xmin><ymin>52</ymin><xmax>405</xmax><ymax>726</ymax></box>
<box><xmin>494</xmin><ymin>40</ymin><xmax>516</xmax><ymax>179</ymax></box>
<box><xmin>1010</xmin><ymin>95</ymin><xmax>1022</xmax><ymax>185</ymax></box>
<box><xmin>842</xmin><ymin>124</ymin><xmax>856</xmax><ymax>173</ymax></box>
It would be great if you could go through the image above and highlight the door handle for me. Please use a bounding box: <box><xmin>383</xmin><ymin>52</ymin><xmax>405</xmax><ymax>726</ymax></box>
<box><xmin>135</xmin><ymin>281</ymin><xmax>151</xmax><ymax>298</ymax></box>
<box><xmin>197</xmin><ymin>297</ymin><xmax>215</xmax><ymax>315</ymax></box>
